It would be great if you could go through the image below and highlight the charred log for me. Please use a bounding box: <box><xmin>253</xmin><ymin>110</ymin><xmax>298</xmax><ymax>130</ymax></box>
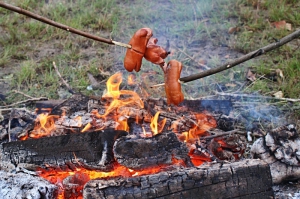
<box><xmin>35</xmin><ymin>93</ymin><xmax>90</xmax><ymax>115</ymax></box>
<box><xmin>83</xmin><ymin>159</ymin><xmax>274</xmax><ymax>199</ymax></box>
<box><xmin>251</xmin><ymin>124</ymin><xmax>300</xmax><ymax>183</ymax></box>
<box><xmin>1</xmin><ymin>129</ymin><xmax>127</xmax><ymax>171</ymax></box>
<box><xmin>113</xmin><ymin>131</ymin><xmax>191</xmax><ymax>170</ymax></box>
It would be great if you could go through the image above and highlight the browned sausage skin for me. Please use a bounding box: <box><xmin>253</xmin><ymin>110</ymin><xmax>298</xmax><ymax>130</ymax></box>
<box><xmin>124</xmin><ymin>28</ymin><xmax>153</xmax><ymax>72</ymax></box>
<box><xmin>164</xmin><ymin>60</ymin><xmax>184</xmax><ymax>105</ymax></box>
<box><xmin>144</xmin><ymin>37</ymin><xmax>169</xmax><ymax>67</ymax></box>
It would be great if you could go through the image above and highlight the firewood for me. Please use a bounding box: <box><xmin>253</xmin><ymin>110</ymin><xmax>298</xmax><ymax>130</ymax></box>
<box><xmin>251</xmin><ymin>124</ymin><xmax>300</xmax><ymax>183</ymax></box>
<box><xmin>113</xmin><ymin>131</ymin><xmax>191</xmax><ymax>170</ymax></box>
<box><xmin>1</xmin><ymin>129</ymin><xmax>128</xmax><ymax>171</ymax></box>
<box><xmin>83</xmin><ymin>159</ymin><xmax>274</xmax><ymax>199</ymax></box>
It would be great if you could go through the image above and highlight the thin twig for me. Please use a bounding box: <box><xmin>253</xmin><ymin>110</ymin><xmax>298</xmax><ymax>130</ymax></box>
<box><xmin>52</xmin><ymin>61</ymin><xmax>75</xmax><ymax>94</ymax></box>
<box><xmin>179</xmin><ymin>28</ymin><xmax>300</xmax><ymax>83</ymax></box>
<box><xmin>0</xmin><ymin>2</ymin><xmax>131</xmax><ymax>49</ymax></box>
<box><xmin>0</xmin><ymin>97</ymin><xmax>48</xmax><ymax>108</ymax></box>
<box><xmin>12</xmin><ymin>90</ymin><xmax>34</xmax><ymax>99</ymax></box>
<box><xmin>215</xmin><ymin>91</ymin><xmax>300</xmax><ymax>102</ymax></box>
<box><xmin>200</xmin><ymin>129</ymin><xmax>245</xmax><ymax>140</ymax></box>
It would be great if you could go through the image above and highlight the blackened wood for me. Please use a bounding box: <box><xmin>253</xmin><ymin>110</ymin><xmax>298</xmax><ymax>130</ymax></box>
<box><xmin>1</xmin><ymin>129</ymin><xmax>127</xmax><ymax>171</ymax></box>
<box><xmin>83</xmin><ymin>159</ymin><xmax>274</xmax><ymax>199</ymax></box>
<box><xmin>113</xmin><ymin>131</ymin><xmax>191</xmax><ymax>170</ymax></box>
<box><xmin>35</xmin><ymin>93</ymin><xmax>90</xmax><ymax>115</ymax></box>
<box><xmin>251</xmin><ymin>124</ymin><xmax>300</xmax><ymax>184</ymax></box>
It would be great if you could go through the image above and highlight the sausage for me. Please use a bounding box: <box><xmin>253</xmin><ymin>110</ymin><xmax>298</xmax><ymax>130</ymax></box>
<box><xmin>124</xmin><ymin>28</ymin><xmax>153</xmax><ymax>72</ymax></box>
<box><xmin>144</xmin><ymin>38</ymin><xmax>169</xmax><ymax>66</ymax></box>
<box><xmin>164</xmin><ymin>60</ymin><xmax>184</xmax><ymax>105</ymax></box>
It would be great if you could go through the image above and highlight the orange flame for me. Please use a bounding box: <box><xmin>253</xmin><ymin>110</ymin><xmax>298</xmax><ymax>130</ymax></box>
<box><xmin>100</xmin><ymin>72</ymin><xmax>144</xmax><ymax>117</ymax></box>
<box><xmin>29</xmin><ymin>113</ymin><xmax>59</xmax><ymax>138</ymax></box>
<box><xmin>150</xmin><ymin>111</ymin><xmax>166</xmax><ymax>136</ymax></box>
<box><xmin>39</xmin><ymin>160</ymin><xmax>182</xmax><ymax>199</ymax></box>
<box><xmin>127</xmin><ymin>74</ymin><xmax>136</xmax><ymax>85</ymax></box>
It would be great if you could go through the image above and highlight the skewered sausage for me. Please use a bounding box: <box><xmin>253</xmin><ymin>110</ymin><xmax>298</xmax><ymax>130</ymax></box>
<box><xmin>164</xmin><ymin>60</ymin><xmax>184</xmax><ymax>105</ymax></box>
<box><xmin>124</xmin><ymin>28</ymin><xmax>152</xmax><ymax>72</ymax></box>
<box><xmin>144</xmin><ymin>37</ymin><xmax>169</xmax><ymax>66</ymax></box>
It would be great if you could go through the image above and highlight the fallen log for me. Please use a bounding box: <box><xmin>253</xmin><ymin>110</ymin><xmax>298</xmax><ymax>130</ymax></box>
<box><xmin>113</xmin><ymin>131</ymin><xmax>191</xmax><ymax>170</ymax></box>
<box><xmin>1</xmin><ymin>129</ymin><xmax>128</xmax><ymax>171</ymax></box>
<box><xmin>251</xmin><ymin>124</ymin><xmax>300</xmax><ymax>184</ymax></box>
<box><xmin>83</xmin><ymin>159</ymin><xmax>274</xmax><ymax>199</ymax></box>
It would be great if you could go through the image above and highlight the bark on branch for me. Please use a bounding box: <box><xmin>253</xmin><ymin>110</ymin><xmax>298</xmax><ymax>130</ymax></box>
<box><xmin>0</xmin><ymin>2</ymin><xmax>131</xmax><ymax>49</ymax></box>
<box><xmin>179</xmin><ymin>29</ymin><xmax>300</xmax><ymax>83</ymax></box>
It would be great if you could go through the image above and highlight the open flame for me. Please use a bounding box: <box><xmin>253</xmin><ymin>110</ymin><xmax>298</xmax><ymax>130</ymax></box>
<box><xmin>21</xmin><ymin>72</ymin><xmax>221</xmax><ymax>198</ymax></box>
<box><xmin>29</xmin><ymin>113</ymin><xmax>59</xmax><ymax>139</ymax></box>
<box><xmin>150</xmin><ymin>111</ymin><xmax>166</xmax><ymax>135</ymax></box>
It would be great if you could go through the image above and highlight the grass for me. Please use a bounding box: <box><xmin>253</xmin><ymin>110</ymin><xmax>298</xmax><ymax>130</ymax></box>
<box><xmin>0</xmin><ymin>0</ymin><xmax>299</xmax><ymax>119</ymax></box>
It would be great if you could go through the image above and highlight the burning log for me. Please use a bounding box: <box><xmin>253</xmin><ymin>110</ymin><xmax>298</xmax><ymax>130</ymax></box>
<box><xmin>1</xmin><ymin>129</ymin><xmax>128</xmax><ymax>171</ymax></box>
<box><xmin>113</xmin><ymin>131</ymin><xmax>191</xmax><ymax>170</ymax></box>
<box><xmin>83</xmin><ymin>159</ymin><xmax>274</xmax><ymax>199</ymax></box>
<box><xmin>251</xmin><ymin>124</ymin><xmax>300</xmax><ymax>184</ymax></box>
<box><xmin>0</xmin><ymin>170</ymin><xmax>58</xmax><ymax>199</ymax></box>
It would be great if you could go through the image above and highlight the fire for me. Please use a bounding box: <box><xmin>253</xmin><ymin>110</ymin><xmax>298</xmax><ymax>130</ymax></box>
<box><xmin>150</xmin><ymin>111</ymin><xmax>167</xmax><ymax>136</ymax></box>
<box><xmin>39</xmin><ymin>159</ymin><xmax>181</xmax><ymax>199</ymax></box>
<box><xmin>177</xmin><ymin>113</ymin><xmax>217</xmax><ymax>143</ymax></box>
<box><xmin>22</xmin><ymin>72</ymin><xmax>221</xmax><ymax>198</ymax></box>
<box><xmin>101</xmin><ymin>72</ymin><xmax>143</xmax><ymax>117</ymax></box>
<box><xmin>127</xmin><ymin>74</ymin><xmax>136</xmax><ymax>85</ymax></box>
<box><xmin>29</xmin><ymin>113</ymin><xmax>59</xmax><ymax>138</ymax></box>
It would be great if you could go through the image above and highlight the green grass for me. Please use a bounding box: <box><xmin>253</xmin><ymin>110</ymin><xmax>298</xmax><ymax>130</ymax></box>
<box><xmin>0</xmin><ymin>0</ymin><xmax>299</xmax><ymax>119</ymax></box>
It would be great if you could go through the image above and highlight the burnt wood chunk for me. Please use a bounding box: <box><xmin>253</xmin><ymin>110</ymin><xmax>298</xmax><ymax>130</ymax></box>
<box><xmin>113</xmin><ymin>131</ymin><xmax>191</xmax><ymax>170</ymax></box>
<box><xmin>251</xmin><ymin>124</ymin><xmax>300</xmax><ymax>184</ymax></box>
<box><xmin>83</xmin><ymin>159</ymin><xmax>274</xmax><ymax>199</ymax></box>
<box><xmin>35</xmin><ymin>93</ymin><xmax>90</xmax><ymax>115</ymax></box>
<box><xmin>1</xmin><ymin>129</ymin><xmax>127</xmax><ymax>171</ymax></box>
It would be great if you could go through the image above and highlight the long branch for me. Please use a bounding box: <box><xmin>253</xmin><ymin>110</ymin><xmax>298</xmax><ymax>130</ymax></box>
<box><xmin>179</xmin><ymin>29</ymin><xmax>300</xmax><ymax>83</ymax></box>
<box><xmin>0</xmin><ymin>2</ymin><xmax>131</xmax><ymax>49</ymax></box>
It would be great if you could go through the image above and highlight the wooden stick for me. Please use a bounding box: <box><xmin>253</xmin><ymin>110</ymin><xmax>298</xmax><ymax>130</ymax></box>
<box><xmin>0</xmin><ymin>2</ymin><xmax>131</xmax><ymax>49</ymax></box>
<box><xmin>0</xmin><ymin>97</ymin><xmax>48</xmax><ymax>108</ymax></box>
<box><xmin>179</xmin><ymin>28</ymin><xmax>300</xmax><ymax>83</ymax></box>
<box><xmin>52</xmin><ymin>61</ymin><xmax>75</xmax><ymax>94</ymax></box>
<box><xmin>200</xmin><ymin>129</ymin><xmax>245</xmax><ymax>140</ymax></box>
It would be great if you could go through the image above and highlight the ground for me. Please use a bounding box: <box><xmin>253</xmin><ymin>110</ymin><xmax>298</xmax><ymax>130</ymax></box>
<box><xmin>0</xmin><ymin>0</ymin><xmax>299</xmax><ymax>121</ymax></box>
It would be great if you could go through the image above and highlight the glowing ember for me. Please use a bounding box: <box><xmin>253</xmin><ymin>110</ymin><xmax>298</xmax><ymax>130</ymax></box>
<box><xmin>24</xmin><ymin>72</ymin><xmax>221</xmax><ymax>198</ymax></box>
<box><xmin>39</xmin><ymin>160</ymin><xmax>180</xmax><ymax>199</ymax></box>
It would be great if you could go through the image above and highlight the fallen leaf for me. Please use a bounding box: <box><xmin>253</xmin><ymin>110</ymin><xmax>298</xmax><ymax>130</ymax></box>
<box><xmin>273</xmin><ymin>91</ymin><xmax>283</xmax><ymax>98</ymax></box>
<box><xmin>275</xmin><ymin>69</ymin><xmax>284</xmax><ymax>79</ymax></box>
<box><xmin>272</xmin><ymin>20</ymin><xmax>286</xmax><ymax>29</ymax></box>
<box><xmin>272</xmin><ymin>20</ymin><xmax>292</xmax><ymax>30</ymax></box>
<box><xmin>228</xmin><ymin>27</ymin><xmax>239</xmax><ymax>34</ymax></box>
<box><xmin>198</xmin><ymin>58</ymin><xmax>207</xmax><ymax>65</ymax></box>
<box><xmin>224</xmin><ymin>54</ymin><xmax>230</xmax><ymax>59</ymax></box>
<box><xmin>246</xmin><ymin>69</ymin><xmax>256</xmax><ymax>81</ymax></box>
<box><xmin>225</xmin><ymin>83</ymin><xmax>237</xmax><ymax>88</ymax></box>
<box><xmin>285</xmin><ymin>23</ymin><xmax>292</xmax><ymax>31</ymax></box>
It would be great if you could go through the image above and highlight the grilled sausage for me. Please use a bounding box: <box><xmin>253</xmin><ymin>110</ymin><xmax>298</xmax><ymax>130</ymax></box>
<box><xmin>164</xmin><ymin>60</ymin><xmax>184</xmax><ymax>105</ymax></box>
<box><xmin>124</xmin><ymin>28</ymin><xmax>153</xmax><ymax>72</ymax></box>
<box><xmin>144</xmin><ymin>38</ymin><xmax>169</xmax><ymax>66</ymax></box>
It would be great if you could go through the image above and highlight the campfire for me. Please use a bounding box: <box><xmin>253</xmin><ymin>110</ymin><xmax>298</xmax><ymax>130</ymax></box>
<box><xmin>2</xmin><ymin>71</ymin><xmax>286</xmax><ymax>199</ymax></box>
<box><xmin>1</xmin><ymin>3</ymin><xmax>300</xmax><ymax>198</ymax></box>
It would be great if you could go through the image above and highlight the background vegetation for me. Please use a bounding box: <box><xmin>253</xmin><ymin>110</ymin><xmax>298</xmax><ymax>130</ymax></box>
<box><xmin>0</xmin><ymin>0</ymin><xmax>299</xmax><ymax>117</ymax></box>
